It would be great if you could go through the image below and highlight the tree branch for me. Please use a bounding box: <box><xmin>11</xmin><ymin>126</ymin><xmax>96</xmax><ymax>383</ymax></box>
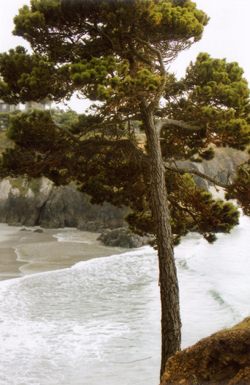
<box><xmin>138</xmin><ymin>38</ymin><xmax>165</xmax><ymax>75</ymax></box>
<box><xmin>55</xmin><ymin>124</ymin><xmax>83</xmax><ymax>144</ymax></box>
<box><xmin>156</xmin><ymin>118</ymin><xmax>201</xmax><ymax>133</ymax></box>
<box><xmin>130</xmin><ymin>45</ymin><xmax>161</xmax><ymax>71</ymax></box>
<box><xmin>164</xmin><ymin>163</ymin><xmax>231</xmax><ymax>189</ymax></box>
<box><xmin>78</xmin><ymin>137</ymin><xmax>149</xmax><ymax>162</ymax></box>
<box><xmin>137</xmin><ymin>38</ymin><xmax>167</xmax><ymax>109</ymax></box>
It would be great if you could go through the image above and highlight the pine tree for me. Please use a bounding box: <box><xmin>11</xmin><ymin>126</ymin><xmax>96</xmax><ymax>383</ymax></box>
<box><xmin>0</xmin><ymin>0</ymin><xmax>250</xmax><ymax>378</ymax></box>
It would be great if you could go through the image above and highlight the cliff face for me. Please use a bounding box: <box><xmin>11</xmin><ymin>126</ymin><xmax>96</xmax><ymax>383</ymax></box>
<box><xmin>161</xmin><ymin>317</ymin><xmax>250</xmax><ymax>385</ymax></box>
<box><xmin>0</xmin><ymin>148</ymin><xmax>247</xmax><ymax>230</ymax></box>
<box><xmin>0</xmin><ymin>178</ymin><xmax>128</xmax><ymax>230</ymax></box>
<box><xmin>177</xmin><ymin>148</ymin><xmax>248</xmax><ymax>189</ymax></box>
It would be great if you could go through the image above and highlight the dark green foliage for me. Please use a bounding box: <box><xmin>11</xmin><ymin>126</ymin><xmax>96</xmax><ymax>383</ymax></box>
<box><xmin>0</xmin><ymin>109</ymin><xmax>22</xmax><ymax>131</ymax></box>
<box><xmin>123</xmin><ymin>169</ymin><xmax>240</xmax><ymax>244</ymax></box>
<box><xmin>162</xmin><ymin>53</ymin><xmax>250</xmax><ymax>162</ymax></box>
<box><xmin>225</xmin><ymin>160</ymin><xmax>250</xmax><ymax>215</ymax></box>
<box><xmin>0</xmin><ymin>46</ymin><xmax>72</xmax><ymax>104</ymax></box>
<box><xmin>0</xmin><ymin>0</ymin><xmax>249</xmax><ymax>245</ymax></box>
<box><xmin>0</xmin><ymin>110</ymin><xmax>241</xmax><ymax>244</ymax></box>
<box><xmin>0</xmin><ymin>113</ymin><xmax>11</xmax><ymax>131</ymax></box>
<box><xmin>50</xmin><ymin>108</ymin><xmax>79</xmax><ymax>129</ymax></box>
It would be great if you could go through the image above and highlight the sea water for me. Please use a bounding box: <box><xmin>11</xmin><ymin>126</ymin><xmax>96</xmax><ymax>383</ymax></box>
<box><xmin>0</xmin><ymin>214</ymin><xmax>250</xmax><ymax>385</ymax></box>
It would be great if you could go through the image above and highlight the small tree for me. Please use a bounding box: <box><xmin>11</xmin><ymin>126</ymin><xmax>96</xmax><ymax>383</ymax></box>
<box><xmin>0</xmin><ymin>0</ymin><xmax>250</xmax><ymax>378</ymax></box>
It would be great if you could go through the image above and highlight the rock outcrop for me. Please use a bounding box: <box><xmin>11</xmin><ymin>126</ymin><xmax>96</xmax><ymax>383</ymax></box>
<box><xmin>177</xmin><ymin>148</ymin><xmax>248</xmax><ymax>189</ymax></box>
<box><xmin>0</xmin><ymin>178</ymin><xmax>128</xmax><ymax>231</ymax></box>
<box><xmin>0</xmin><ymin>148</ymin><xmax>247</xmax><ymax>231</ymax></box>
<box><xmin>97</xmin><ymin>228</ymin><xmax>154</xmax><ymax>248</ymax></box>
<box><xmin>161</xmin><ymin>317</ymin><xmax>250</xmax><ymax>385</ymax></box>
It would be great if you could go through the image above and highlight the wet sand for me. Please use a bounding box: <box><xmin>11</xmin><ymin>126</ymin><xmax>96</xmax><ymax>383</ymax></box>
<box><xmin>0</xmin><ymin>224</ymin><xmax>125</xmax><ymax>282</ymax></box>
<box><xmin>0</xmin><ymin>187</ymin><xmax>230</xmax><ymax>282</ymax></box>
<box><xmin>0</xmin><ymin>225</ymin><xmax>63</xmax><ymax>281</ymax></box>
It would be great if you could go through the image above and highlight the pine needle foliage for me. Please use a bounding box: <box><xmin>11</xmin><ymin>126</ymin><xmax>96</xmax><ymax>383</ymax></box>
<box><xmin>0</xmin><ymin>0</ymin><xmax>250</xmax><ymax>375</ymax></box>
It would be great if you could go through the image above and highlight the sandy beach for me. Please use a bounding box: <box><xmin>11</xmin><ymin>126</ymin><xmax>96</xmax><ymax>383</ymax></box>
<box><xmin>0</xmin><ymin>224</ymin><xmax>125</xmax><ymax>282</ymax></box>
<box><xmin>0</xmin><ymin>188</ymin><xmax>228</xmax><ymax>282</ymax></box>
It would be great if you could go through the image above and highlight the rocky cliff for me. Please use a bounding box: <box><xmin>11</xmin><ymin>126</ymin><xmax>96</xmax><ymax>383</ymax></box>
<box><xmin>0</xmin><ymin>177</ymin><xmax>128</xmax><ymax>230</ymax></box>
<box><xmin>0</xmin><ymin>148</ymin><xmax>247</xmax><ymax>230</ymax></box>
<box><xmin>161</xmin><ymin>317</ymin><xmax>250</xmax><ymax>385</ymax></box>
<box><xmin>177</xmin><ymin>147</ymin><xmax>248</xmax><ymax>189</ymax></box>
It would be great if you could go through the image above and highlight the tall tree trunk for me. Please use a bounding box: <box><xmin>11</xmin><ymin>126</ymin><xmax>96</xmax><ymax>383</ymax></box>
<box><xmin>142</xmin><ymin>105</ymin><xmax>181</xmax><ymax>379</ymax></box>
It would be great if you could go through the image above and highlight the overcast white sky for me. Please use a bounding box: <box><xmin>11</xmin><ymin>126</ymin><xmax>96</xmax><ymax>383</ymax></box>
<box><xmin>0</xmin><ymin>0</ymin><xmax>250</xmax><ymax>113</ymax></box>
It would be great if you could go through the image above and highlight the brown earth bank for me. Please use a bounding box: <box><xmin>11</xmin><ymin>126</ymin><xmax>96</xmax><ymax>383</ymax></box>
<box><xmin>161</xmin><ymin>317</ymin><xmax>250</xmax><ymax>385</ymax></box>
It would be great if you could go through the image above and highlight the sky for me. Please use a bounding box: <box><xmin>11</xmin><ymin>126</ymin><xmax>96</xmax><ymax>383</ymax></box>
<box><xmin>0</xmin><ymin>0</ymin><xmax>250</xmax><ymax>113</ymax></box>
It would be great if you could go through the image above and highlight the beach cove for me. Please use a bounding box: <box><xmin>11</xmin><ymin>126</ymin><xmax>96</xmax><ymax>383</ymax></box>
<box><xmin>0</xmin><ymin>224</ymin><xmax>128</xmax><ymax>281</ymax></box>
<box><xmin>0</xmin><ymin>217</ymin><xmax>250</xmax><ymax>384</ymax></box>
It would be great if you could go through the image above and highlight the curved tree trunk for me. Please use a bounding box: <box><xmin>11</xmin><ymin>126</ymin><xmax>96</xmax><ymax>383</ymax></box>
<box><xmin>142</xmin><ymin>105</ymin><xmax>181</xmax><ymax>378</ymax></box>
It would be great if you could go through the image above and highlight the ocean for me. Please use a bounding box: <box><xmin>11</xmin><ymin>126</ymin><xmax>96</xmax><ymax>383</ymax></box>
<box><xmin>0</xmin><ymin>213</ymin><xmax>250</xmax><ymax>385</ymax></box>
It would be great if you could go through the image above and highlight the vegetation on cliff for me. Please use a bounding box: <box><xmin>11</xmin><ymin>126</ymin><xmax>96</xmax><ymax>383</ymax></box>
<box><xmin>0</xmin><ymin>0</ymin><xmax>250</xmax><ymax>377</ymax></box>
<box><xmin>161</xmin><ymin>317</ymin><xmax>250</xmax><ymax>384</ymax></box>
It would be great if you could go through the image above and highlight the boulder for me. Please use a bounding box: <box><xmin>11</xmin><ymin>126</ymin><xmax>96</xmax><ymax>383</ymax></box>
<box><xmin>97</xmin><ymin>227</ymin><xmax>154</xmax><ymax>248</ymax></box>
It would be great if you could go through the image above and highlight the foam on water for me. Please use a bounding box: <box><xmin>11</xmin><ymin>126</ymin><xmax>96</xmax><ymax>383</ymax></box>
<box><xmin>176</xmin><ymin>216</ymin><xmax>250</xmax><ymax>347</ymax></box>
<box><xmin>0</xmin><ymin>247</ymin><xmax>160</xmax><ymax>385</ymax></box>
<box><xmin>53</xmin><ymin>230</ymin><xmax>98</xmax><ymax>244</ymax></box>
<box><xmin>0</xmin><ymin>215</ymin><xmax>250</xmax><ymax>384</ymax></box>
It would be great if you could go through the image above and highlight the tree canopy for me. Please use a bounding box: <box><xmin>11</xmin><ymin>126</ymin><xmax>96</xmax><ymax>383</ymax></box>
<box><xmin>0</xmin><ymin>0</ymin><xmax>250</xmax><ymax>378</ymax></box>
<box><xmin>1</xmin><ymin>51</ymin><xmax>249</xmax><ymax>242</ymax></box>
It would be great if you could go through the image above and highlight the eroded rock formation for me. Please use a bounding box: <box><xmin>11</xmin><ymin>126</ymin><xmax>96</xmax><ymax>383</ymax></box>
<box><xmin>0</xmin><ymin>178</ymin><xmax>128</xmax><ymax>230</ymax></box>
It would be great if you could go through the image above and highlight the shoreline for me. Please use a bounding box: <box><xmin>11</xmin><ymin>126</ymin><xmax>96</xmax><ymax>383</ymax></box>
<box><xmin>0</xmin><ymin>223</ymin><xmax>127</xmax><ymax>282</ymax></box>
<box><xmin>0</xmin><ymin>224</ymin><xmax>66</xmax><ymax>281</ymax></box>
<box><xmin>0</xmin><ymin>186</ymin><xmax>233</xmax><ymax>282</ymax></box>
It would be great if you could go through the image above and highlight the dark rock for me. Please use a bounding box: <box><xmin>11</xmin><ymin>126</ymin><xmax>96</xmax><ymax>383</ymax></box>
<box><xmin>0</xmin><ymin>189</ymin><xmax>49</xmax><ymax>227</ymax></box>
<box><xmin>37</xmin><ymin>185</ymin><xmax>128</xmax><ymax>230</ymax></box>
<box><xmin>0</xmin><ymin>179</ymin><xmax>129</xmax><ymax>231</ymax></box>
<box><xmin>33</xmin><ymin>229</ymin><xmax>44</xmax><ymax>233</ymax></box>
<box><xmin>97</xmin><ymin>228</ymin><xmax>153</xmax><ymax>248</ymax></box>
